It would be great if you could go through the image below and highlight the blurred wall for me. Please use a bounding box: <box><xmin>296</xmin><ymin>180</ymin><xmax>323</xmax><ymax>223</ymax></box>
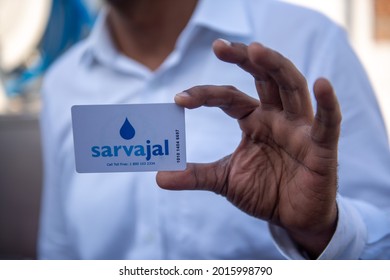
<box><xmin>0</xmin><ymin>115</ymin><xmax>43</xmax><ymax>259</ymax></box>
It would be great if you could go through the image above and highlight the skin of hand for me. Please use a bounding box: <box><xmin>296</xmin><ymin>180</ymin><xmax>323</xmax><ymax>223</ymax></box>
<box><xmin>156</xmin><ymin>39</ymin><xmax>342</xmax><ymax>259</ymax></box>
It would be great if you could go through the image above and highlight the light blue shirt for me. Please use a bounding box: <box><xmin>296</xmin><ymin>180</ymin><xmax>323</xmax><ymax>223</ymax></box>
<box><xmin>39</xmin><ymin>0</ymin><xmax>390</xmax><ymax>259</ymax></box>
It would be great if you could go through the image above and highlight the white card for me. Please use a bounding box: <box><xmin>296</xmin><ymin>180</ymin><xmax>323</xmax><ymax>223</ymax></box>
<box><xmin>71</xmin><ymin>104</ymin><xmax>186</xmax><ymax>173</ymax></box>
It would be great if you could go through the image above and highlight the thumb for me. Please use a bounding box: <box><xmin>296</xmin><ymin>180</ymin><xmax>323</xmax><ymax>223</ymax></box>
<box><xmin>156</xmin><ymin>158</ymin><xmax>230</xmax><ymax>194</ymax></box>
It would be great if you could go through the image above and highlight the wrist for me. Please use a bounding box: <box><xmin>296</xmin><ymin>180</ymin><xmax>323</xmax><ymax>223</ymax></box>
<box><xmin>287</xmin><ymin>203</ymin><xmax>338</xmax><ymax>259</ymax></box>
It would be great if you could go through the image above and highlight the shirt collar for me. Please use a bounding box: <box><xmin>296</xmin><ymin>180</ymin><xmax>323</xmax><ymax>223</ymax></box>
<box><xmin>80</xmin><ymin>0</ymin><xmax>253</xmax><ymax>68</ymax></box>
<box><xmin>189</xmin><ymin>0</ymin><xmax>252</xmax><ymax>38</ymax></box>
<box><xmin>81</xmin><ymin>8</ymin><xmax>117</xmax><ymax>67</ymax></box>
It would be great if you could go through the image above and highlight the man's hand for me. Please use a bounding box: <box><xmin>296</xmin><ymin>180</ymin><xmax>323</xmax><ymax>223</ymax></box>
<box><xmin>156</xmin><ymin>39</ymin><xmax>341</xmax><ymax>258</ymax></box>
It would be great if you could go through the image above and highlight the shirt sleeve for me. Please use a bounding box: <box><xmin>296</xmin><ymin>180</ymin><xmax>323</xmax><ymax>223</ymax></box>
<box><xmin>270</xmin><ymin>195</ymin><xmax>390</xmax><ymax>259</ymax></box>
<box><xmin>269</xmin><ymin>19</ymin><xmax>390</xmax><ymax>260</ymax></box>
<box><xmin>269</xmin><ymin>198</ymin><xmax>360</xmax><ymax>259</ymax></box>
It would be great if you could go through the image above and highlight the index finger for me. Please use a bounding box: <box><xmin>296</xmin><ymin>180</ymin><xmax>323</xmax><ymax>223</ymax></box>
<box><xmin>175</xmin><ymin>85</ymin><xmax>259</xmax><ymax>120</ymax></box>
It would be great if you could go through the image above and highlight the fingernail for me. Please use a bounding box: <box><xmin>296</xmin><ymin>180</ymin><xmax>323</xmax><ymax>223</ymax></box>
<box><xmin>175</xmin><ymin>91</ymin><xmax>190</xmax><ymax>98</ymax></box>
<box><xmin>217</xmin><ymin>38</ymin><xmax>232</xmax><ymax>46</ymax></box>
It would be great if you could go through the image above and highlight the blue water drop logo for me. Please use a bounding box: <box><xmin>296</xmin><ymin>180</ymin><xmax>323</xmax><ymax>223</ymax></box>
<box><xmin>120</xmin><ymin>118</ymin><xmax>136</xmax><ymax>140</ymax></box>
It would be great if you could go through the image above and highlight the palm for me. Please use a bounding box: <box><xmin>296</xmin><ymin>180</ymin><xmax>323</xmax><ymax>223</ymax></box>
<box><xmin>225</xmin><ymin>107</ymin><xmax>337</xmax><ymax>232</ymax></box>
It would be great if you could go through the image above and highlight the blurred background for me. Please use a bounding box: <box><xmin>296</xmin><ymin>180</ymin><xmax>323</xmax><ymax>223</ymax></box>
<box><xmin>0</xmin><ymin>0</ymin><xmax>389</xmax><ymax>259</ymax></box>
<box><xmin>284</xmin><ymin>0</ymin><xmax>390</xmax><ymax>139</ymax></box>
<box><xmin>0</xmin><ymin>0</ymin><xmax>101</xmax><ymax>259</ymax></box>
